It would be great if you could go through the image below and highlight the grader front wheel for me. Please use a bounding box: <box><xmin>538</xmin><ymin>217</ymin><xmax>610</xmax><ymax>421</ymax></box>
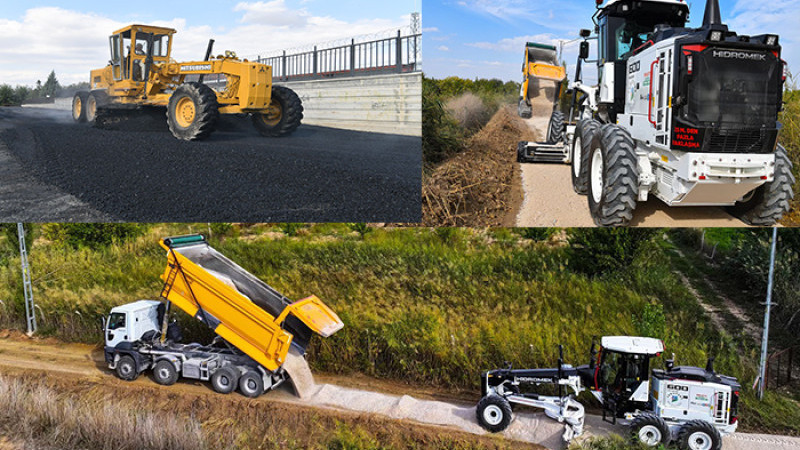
<box><xmin>167</xmin><ymin>82</ymin><xmax>219</xmax><ymax>141</ymax></box>
<box><xmin>252</xmin><ymin>85</ymin><xmax>304</xmax><ymax>137</ymax></box>
<box><xmin>72</xmin><ymin>91</ymin><xmax>88</xmax><ymax>123</ymax></box>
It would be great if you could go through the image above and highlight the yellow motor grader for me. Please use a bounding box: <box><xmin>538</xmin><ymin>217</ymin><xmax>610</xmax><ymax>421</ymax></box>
<box><xmin>72</xmin><ymin>24</ymin><xmax>303</xmax><ymax>141</ymax></box>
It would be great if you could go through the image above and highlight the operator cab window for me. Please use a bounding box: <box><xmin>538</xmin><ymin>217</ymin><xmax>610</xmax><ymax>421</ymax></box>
<box><xmin>108</xmin><ymin>313</ymin><xmax>126</xmax><ymax>331</ymax></box>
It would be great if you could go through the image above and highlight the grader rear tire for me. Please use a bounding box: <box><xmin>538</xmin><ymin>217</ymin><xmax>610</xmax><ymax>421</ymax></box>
<box><xmin>571</xmin><ymin>118</ymin><xmax>600</xmax><ymax>195</ymax></box>
<box><xmin>167</xmin><ymin>82</ymin><xmax>219</xmax><ymax>141</ymax></box>
<box><xmin>546</xmin><ymin>110</ymin><xmax>565</xmax><ymax>144</ymax></box>
<box><xmin>252</xmin><ymin>85</ymin><xmax>304</xmax><ymax>137</ymax></box>
<box><xmin>72</xmin><ymin>91</ymin><xmax>88</xmax><ymax>123</ymax></box>
<box><xmin>727</xmin><ymin>144</ymin><xmax>795</xmax><ymax>226</ymax></box>
<box><xmin>676</xmin><ymin>420</ymin><xmax>722</xmax><ymax>450</ymax></box>
<box><xmin>587</xmin><ymin>124</ymin><xmax>638</xmax><ymax>227</ymax></box>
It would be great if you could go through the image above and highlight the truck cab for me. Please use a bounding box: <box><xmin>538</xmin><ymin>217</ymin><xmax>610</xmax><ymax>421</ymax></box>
<box><xmin>91</xmin><ymin>24</ymin><xmax>176</xmax><ymax>92</ymax></box>
<box><xmin>103</xmin><ymin>300</ymin><xmax>162</xmax><ymax>350</ymax></box>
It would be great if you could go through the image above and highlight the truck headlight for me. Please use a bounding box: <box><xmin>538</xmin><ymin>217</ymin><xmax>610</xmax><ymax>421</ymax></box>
<box><xmin>766</xmin><ymin>35</ymin><xmax>778</xmax><ymax>46</ymax></box>
<box><xmin>709</xmin><ymin>31</ymin><xmax>723</xmax><ymax>41</ymax></box>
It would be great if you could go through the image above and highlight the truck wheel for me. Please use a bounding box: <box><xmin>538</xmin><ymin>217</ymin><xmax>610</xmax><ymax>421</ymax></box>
<box><xmin>167</xmin><ymin>82</ymin><xmax>219</xmax><ymax>141</ymax></box>
<box><xmin>211</xmin><ymin>366</ymin><xmax>239</xmax><ymax>394</ymax></box>
<box><xmin>476</xmin><ymin>395</ymin><xmax>512</xmax><ymax>432</ymax></box>
<box><xmin>239</xmin><ymin>370</ymin><xmax>265</xmax><ymax>398</ymax></box>
<box><xmin>153</xmin><ymin>360</ymin><xmax>179</xmax><ymax>386</ymax></box>
<box><xmin>116</xmin><ymin>355</ymin><xmax>138</xmax><ymax>381</ymax></box>
<box><xmin>252</xmin><ymin>85</ymin><xmax>304</xmax><ymax>137</ymax></box>
<box><xmin>518</xmin><ymin>98</ymin><xmax>533</xmax><ymax>119</ymax></box>
<box><xmin>571</xmin><ymin>118</ymin><xmax>600</xmax><ymax>195</ymax></box>
<box><xmin>546</xmin><ymin>110</ymin><xmax>565</xmax><ymax>144</ymax></box>
<box><xmin>630</xmin><ymin>413</ymin><xmax>669</xmax><ymax>447</ymax></box>
<box><xmin>86</xmin><ymin>91</ymin><xmax>109</xmax><ymax>125</ymax></box>
<box><xmin>72</xmin><ymin>91</ymin><xmax>88</xmax><ymax>123</ymax></box>
<box><xmin>727</xmin><ymin>144</ymin><xmax>795</xmax><ymax>226</ymax></box>
<box><xmin>588</xmin><ymin>124</ymin><xmax>638</xmax><ymax>227</ymax></box>
<box><xmin>676</xmin><ymin>420</ymin><xmax>722</xmax><ymax>450</ymax></box>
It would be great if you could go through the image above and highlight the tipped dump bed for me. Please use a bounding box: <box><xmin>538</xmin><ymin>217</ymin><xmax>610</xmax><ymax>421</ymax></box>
<box><xmin>526</xmin><ymin>43</ymin><xmax>559</xmax><ymax>65</ymax></box>
<box><xmin>159</xmin><ymin>235</ymin><xmax>343</xmax><ymax>372</ymax></box>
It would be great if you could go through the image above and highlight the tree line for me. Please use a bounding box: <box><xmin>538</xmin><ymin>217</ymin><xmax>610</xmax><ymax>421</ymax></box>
<box><xmin>0</xmin><ymin>70</ymin><xmax>88</xmax><ymax>106</ymax></box>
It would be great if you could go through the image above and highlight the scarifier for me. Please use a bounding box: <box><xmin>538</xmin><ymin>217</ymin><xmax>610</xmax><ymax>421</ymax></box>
<box><xmin>517</xmin><ymin>0</ymin><xmax>794</xmax><ymax>226</ymax></box>
<box><xmin>477</xmin><ymin>336</ymin><xmax>740</xmax><ymax>450</ymax></box>
<box><xmin>102</xmin><ymin>235</ymin><xmax>342</xmax><ymax>398</ymax></box>
<box><xmin>72</xmin><ymin>25</ymin><xmax>303</xmax><ymax>141</ymax></box>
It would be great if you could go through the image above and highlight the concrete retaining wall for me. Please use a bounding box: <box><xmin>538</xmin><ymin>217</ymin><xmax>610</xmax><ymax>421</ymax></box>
<box><xmin>279</xmin><ymin>72</ymin><xmax>421</xmax><ymax>137</ymax></box>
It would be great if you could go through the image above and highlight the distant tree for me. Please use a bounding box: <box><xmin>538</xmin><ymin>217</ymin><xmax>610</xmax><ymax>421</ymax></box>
<box><xmin>41</xmin><ymin>71</ymin><xmax>61</xmax><ymax>98</ymax></box>
<box><xmin>13</xmin><ymin>85</ymin><xmax>31</xmax><ymax>103</ymax></box>
<box><xmin>0</xmin><ymin>85</ymin><xmax>15</xmax><ymax>106</ymax></box>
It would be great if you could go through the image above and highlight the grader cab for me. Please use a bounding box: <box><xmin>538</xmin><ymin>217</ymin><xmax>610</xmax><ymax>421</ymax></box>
<box><xmin>72</xmin><ymin>24</ymin><xmax>303</xmax><ymax>141</ymax></box>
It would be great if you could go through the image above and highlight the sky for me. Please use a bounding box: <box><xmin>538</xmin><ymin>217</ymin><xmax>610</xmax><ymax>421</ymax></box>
<box><xmin>0</xmin><ymin>0</ymin><xmax>418</xmax><ymax>86</ymax></box>
<box><xmin>423</xmin><ymin>0</ymin><xmax>800</xmax><ymax>83</ymax></box>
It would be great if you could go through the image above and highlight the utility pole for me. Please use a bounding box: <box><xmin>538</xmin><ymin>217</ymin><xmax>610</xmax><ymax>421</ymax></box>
<box><xmin>18</xmin><ymin>223</ymin><xmax>36</xmax><ymax>335</ymax></box>
<box><xmin>758</xmin><ymin>227</ymin><xmax>778</xmax><ymax>399</ymax></box>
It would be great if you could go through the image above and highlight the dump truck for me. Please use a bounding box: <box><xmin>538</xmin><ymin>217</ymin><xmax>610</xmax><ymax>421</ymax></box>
<box><xmin>73</xmin><ymin>24</ymin><xmax>303</xmax><ymax>141</ymax></box>
<box><xmin>518</xmin><ymin>42</ymin><xmax>566</xmax><ymax>131</ymax></box>
<box><xmin>102</xmin><ymin>234</ymin><xmax>342</xmax><ymax>398</ymax></box>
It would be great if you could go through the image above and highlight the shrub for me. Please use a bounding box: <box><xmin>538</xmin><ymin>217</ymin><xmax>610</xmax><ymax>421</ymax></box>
<box><xmin>422</xmin><ymin>77</ymin><xmax>465</xmax><ymax>164</ymax></box>
<box><xmin>40</xmin><ymin>224</ymin><xmax>147</xmax><ymax>248</ymax></box>
<box><xmin>445</xmin><ymin>93</ymin><xmax>491</xmax><ymax>131</ymax></box>
<box><xmin>567</xmin><ymin>228</ymin><xmax>658</xmax><ymax>277</ymax></box>
<box><xmin>516</xmin><ymin>228</ymin><xmax>556</xmax><ymax>242</ymax></box>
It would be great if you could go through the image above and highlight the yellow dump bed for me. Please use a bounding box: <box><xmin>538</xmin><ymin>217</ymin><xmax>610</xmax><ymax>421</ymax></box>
<box><xmin>158</xmin><ymin>235</ymin><xmax>343</xmax><ymax>372</ymax></box>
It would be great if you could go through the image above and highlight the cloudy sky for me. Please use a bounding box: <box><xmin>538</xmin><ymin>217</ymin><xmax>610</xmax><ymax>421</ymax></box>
<box><xmin>0</xmin><ymin>0</ymin><xmax>417</xmax><ymax>86</ymax></box>
<box><xmin>424</xmin><ymin>0</ymin><xmax>800</xmax><ymax>83</ymax></box>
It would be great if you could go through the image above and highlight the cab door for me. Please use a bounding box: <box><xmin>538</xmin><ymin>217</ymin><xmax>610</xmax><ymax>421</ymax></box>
<box><xmin>109</xmin><ymin>34</ymin><xmax>123</xmax><ymax>81</ymax></box>
<box><xmin>105</xmin><ymin>312</ymin><xmax>129</xmax><ymax>348</ymax></box>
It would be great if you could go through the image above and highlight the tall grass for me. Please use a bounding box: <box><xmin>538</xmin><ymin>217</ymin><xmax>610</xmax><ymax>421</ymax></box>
<box><xmin>780</xmin><ymin>81</ymin><xmax>800</xmax><ymax>223</ymax></box>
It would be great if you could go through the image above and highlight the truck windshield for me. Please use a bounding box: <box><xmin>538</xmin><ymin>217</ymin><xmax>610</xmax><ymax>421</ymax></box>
<box><xmin>108</xmin><ymin>313</ymin><xmax>126</xmax><ymax>330</ymax></box>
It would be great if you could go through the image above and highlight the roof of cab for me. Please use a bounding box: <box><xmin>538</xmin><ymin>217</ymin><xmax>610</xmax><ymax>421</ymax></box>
<box><xmin>112</xmin><ymin>24</ymin><xmax>177</xmax><ymax>36</ymax></box>
<box><xmin>110</xmin><ymin>300</ymin><xmax>162</xmax><ymax>314</ymax></box>
<box><xmin>602</xmin><ymin>336</ymin><xmax>664</xmax><ymax>355</ymax></box>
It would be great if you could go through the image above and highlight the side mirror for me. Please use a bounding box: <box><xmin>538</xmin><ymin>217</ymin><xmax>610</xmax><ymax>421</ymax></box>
<box><xmin>580</xmin><ymin>29</ymin><xmax>592</xmax><ymax>38</ymax></box>
<box><xmin>579</xmin><ymin>41</ymin><xmax>590</xmax><ymax>60</ymax></box>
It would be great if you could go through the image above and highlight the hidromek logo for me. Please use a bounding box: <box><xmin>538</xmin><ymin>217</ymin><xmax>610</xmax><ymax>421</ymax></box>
<box><xmin>712</xmin><ymin>50</ymin><xmax>766</xmax><ymax>61</ymax></box>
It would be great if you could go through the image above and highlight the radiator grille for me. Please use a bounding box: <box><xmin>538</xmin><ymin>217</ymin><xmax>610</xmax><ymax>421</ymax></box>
<box><xmin>708</xmin><ymin>128</ymin><xmax>767</xmax><ymax>153</ymax></box>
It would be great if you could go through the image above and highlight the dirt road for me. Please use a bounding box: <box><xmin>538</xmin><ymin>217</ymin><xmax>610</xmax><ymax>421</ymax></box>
<box><xmin>0</xmin><ymin>335</ymin><xmax>797</xmax><ymax>450</ymax></box>
<box><xmin>515</xmin><ymin>112</ymin><xmax>749</xmax><ymax>227</ymax></box>
<box><xmin>0</xmin><ymin>106</ymin><xmax>421</xmax><ymax>222</ymax></box>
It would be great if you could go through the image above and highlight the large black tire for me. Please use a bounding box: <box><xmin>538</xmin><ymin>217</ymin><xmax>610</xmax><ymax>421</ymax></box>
<box><xmin>252</xmin><ymin>85</ymin><xmax>304</xmax><ymax>137</ymax></box>
<box><xmin>476</xmin><ymin>395</ymin><xmax>513</xmax><ymax>432</ymax></box>
<box><xmin>152</xmin><ymin>360</ymin><xmax>179</xmax><ymax>386</ymax></box>
<box><xmin>86</xmin><ymin>91</ymin><xmax>109</xmax><ymax>124</ymax></box>
<box><xmin>239</xmin><ymin>370</ymin><xmax>265</xmax><ymax>398</ymax></box>
<box><xmin>676</xmin><ymin>420</ymin><xmax>722</xmax><ymax>450</ymax></box>
<box><xmin>167</xmin><ymin>82</ymin><xmax>219</xmax><ymax>141</ymax></box>
<box><xmin>546</xmin><ymin>110</ymin><xmax>565</xmax><ymax>144</ymax></box>
<box><xmin>211</xmin><ymin>366</ymin><xmax>239</xmax><ymax>394</ymax></box>
<box><xmin>518</xmin><ymin>98</ymin><xmax>532</xmax><ymax>119</ymax></box>
<box><xmin>630</xmin><ymin>413</ymin><xmax>670</xmax><ymax>447</ymax></box>
<box><xmin>571</xmin><ymin>118</ymin><xmax>601</xmax><ymax>195</ymax></box>
<box><xmin>116</xmin><ymin>355</ymin><xmax>138</xmax><ymax>381</ymax></box>
<box><xmin>588</xmin><ymin>124</ymin><xmax>639</xmax><ymax>227</ymax></box>
<box><xmin>727</xmin><ymin>144</ymin><xmax>795</xmax><ymax>226</ymax></box>
<box><xmin>72</xmin><ymin>91</ymin><xmax>88</xmax><ymax>123</ymax></box>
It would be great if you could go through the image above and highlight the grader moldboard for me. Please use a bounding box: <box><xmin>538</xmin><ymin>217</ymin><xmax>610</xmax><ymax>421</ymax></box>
<box><xmin>72</xmin><ymin>24</ymin><xmax>303</xmax><ymax>141</ymax></box>
<box><xmin>518</xmin><ymin>0</ymin><xmax>795</xmax><ymax>226</ymax></box>
<box><xmin>477</xmin><ymin>337</ymin><xmax>740</xmax><ymax>450</ymax></box>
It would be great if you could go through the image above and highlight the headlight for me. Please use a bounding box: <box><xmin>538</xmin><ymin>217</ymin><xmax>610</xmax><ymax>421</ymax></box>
<box><xmin>709</xmin><ymin>30</ymin><xmax>723</xmax><ymax>41</ymax></box>
<box><xmin>766</xmin><ymin>35</ymin><xmax>779</xmax><ymax>46</ymax></box>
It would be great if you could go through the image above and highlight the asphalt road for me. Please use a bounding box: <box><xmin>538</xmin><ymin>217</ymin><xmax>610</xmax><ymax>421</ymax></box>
<box><xmin>0</xmin><ymin>106</ymin><xmax>421</xmax><ymax>222</ymax></box>
<box><xmin>515</xmin><ymin>113</ymin><xmax>749</xmax><ymax>227</ymax></box>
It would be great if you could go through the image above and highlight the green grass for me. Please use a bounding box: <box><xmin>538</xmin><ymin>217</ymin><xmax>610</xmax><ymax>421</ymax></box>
<box><xmin>0</xmin><ymin>225</ymin><xmax>798</xmax><ymax>435</ymax></box>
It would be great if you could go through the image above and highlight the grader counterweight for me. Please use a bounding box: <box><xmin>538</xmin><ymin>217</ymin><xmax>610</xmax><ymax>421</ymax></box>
<box><xmin>72</xmin><ymin>24</ymin><xmax>303</xmax><ymax>141</ymax></box>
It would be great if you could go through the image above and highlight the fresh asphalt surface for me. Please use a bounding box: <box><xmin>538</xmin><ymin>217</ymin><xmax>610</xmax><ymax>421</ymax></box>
<box><xmin>0</xmin><ymin>106</ymin><xmax>421</xmax><ymax>222</ymax></box>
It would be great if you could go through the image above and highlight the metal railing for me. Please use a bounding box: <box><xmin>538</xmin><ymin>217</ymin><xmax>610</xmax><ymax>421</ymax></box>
<box><xmin>765</xmin><ymin>346</ymin><xmax>798</xmax><ymax>390</ymax></box>
<box><xmin>256</xmin><ymin>31</ymin><xmax>421</xmax><ymax>82</ymax></box>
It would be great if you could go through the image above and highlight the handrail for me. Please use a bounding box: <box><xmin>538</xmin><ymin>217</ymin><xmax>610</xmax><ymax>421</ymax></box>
<box><xmin>648</xmin><ymin>58</ymin><xmax>659</xmax><ymax>128</ymax></box>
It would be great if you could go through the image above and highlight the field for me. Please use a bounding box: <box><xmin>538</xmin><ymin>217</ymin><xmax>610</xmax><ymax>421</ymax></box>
<box><xmin>0</xmin><ymin>224</ymin><xmax>798</xmax><ymax>442</ymax></box>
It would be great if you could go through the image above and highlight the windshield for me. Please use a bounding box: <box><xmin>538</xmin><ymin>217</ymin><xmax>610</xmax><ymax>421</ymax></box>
<box><xmin>108</xmin><ymin>312</ymin><xmax>126</xmax><ymax>331</ymax></box>
<box><xmin>135</xmin><ymin>34</ymin><xmax>170</xmax><ymax>57</ymax></box>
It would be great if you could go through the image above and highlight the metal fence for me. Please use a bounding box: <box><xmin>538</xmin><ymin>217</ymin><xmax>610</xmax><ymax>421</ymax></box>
<box><xmin>765</xmin><ymin>346</ymin><xmax>798</xmax><ymax>390</ymax></box>
<box><xmin>256</xmin><ymin>31</ymin><xmax>421</xmax><ymax>82</ymax></box>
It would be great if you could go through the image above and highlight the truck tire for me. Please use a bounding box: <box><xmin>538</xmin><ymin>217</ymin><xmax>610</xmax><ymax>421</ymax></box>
<box><xmin>588</xmin><ymin>124</ymin><xmax>638</xmax><ymax>227</ymax></box>
<box><xmin>476</xmin><ymin>395</ymin><xmax>512</xmax><ymax>432</ymax></box>
<box><xmin>116</xmin><ymin>355</ymin><xmax>138</xmax><ymax>381</ymax></box>
<box><xmin>727</xmin><ymin>144</ymin><xmax>795</xmax><ymax>226</ymax></box>
<box><xmin>239</xmin><ymin>370</ymin><xmax>265</xmax><ymax>398</ymax></box>
<box><xmin>518</xmin><ymin>98</ymin><xmax>533</xmax><ymax>119</ymax></box>
<box><xmin>211</xmin><ymin>366</ymin><xmax>239</xmax><ymax>394</ymax></box>
<box><xmin>676</xmin><ymin>420</ymin><xmax>722</xmax><ymax>450</ymax></box>
<box><xmin>153</xmin><ymin>360</ymin><xmax>179</xmax><ymax>386</ymax></box>
<box><xmin>571</xmin><ymin>118</ymin><xmax>601</xmax><ymax>195</ymax></box>
<box><xmin>72</xmin><ymin>91</ymin><xmax>88</xmax><ymax>123</ymax></box>
<box><xmin>546</xmin><ymin>110</ymin><xmax>565</xmax><ymax>144</ymax></box>
<box><xmin>252</xmin><ymin>85</ymin><xmax>303</xmax><ymax>137</ymax></box>
<box><xmin>167</xmin><ymin>82</ymin><xmax>219</xmax><ymax>141</ymax></box>
<box><xmin>630</xmin><ymin>413</ymin><xmax>670</xmax><ymax>447</ymax></box>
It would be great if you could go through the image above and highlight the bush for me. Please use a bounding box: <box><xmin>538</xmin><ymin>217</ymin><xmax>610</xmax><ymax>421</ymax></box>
<box><xmin>348</xmin><ymin>223</ymin><xmax>371</xmax><ymax>238</ymax></box>
<box><xmin>567</xmin><ymin>228</ymin><xmax>658</xmax><ymax>277</ymax></box>
<box><xmin>633</xmin><ymin>302</ymin><xmax>666</xmax><ymax>338</ymax></box>
<box><xmin>445</xmin><ymin>93</ymin><xmax>491</xmax><ymax>131</ymax></box>
<box><xmin>422</xmin><ymin>77</ymin><xmax>465</xmax><ymax>164</ymax></box>
<box><xmin>208</xmin><ymin>223</ymin><xmax>233</xmax><ymax>238</ymax></box>
<box><xmin>515</xmin><ymin>228</ymin><xmax>556</xmax><ymax>241</ymax></box>
<box><xmin>40</xmin><ymin>224</ymin><xmax>148</xmax><ymax>248</ymax></box>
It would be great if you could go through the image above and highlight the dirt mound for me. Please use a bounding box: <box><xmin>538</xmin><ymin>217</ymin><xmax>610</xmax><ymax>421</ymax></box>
<box><xmin>423</xmin><ymin>106</ymin><xmax>538</xmax><ymax>226</ymax></box>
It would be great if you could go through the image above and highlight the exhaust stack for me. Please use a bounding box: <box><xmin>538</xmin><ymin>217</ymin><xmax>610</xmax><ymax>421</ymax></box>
<box><xmin>702</xmin><ymin>0</ymin><xmax>722</xmax><ymax>27</ymax></box>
